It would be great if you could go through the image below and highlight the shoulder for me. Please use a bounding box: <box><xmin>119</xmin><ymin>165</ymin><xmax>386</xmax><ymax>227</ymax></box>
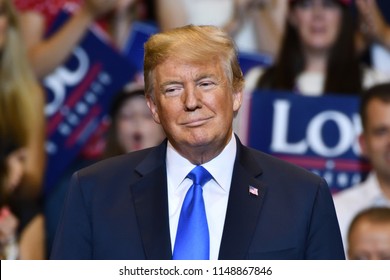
<box><xmin>64</xmin><ymin>146</ymin><xmax>165</xmax><ymax>206</ymax></box>
<box><xmin>362</xmin><ymin>66</ymin><xmax>390</xmax><ymax>89</ymax></box>
<box><xmin>76</xmin><ymin>147</ymin><xmax>157</xmax><ymax>180</ymax></box>
<box><xmin>241</xmin><ymin>144</ymin><xmax>325</xmax><ymax>187</ymax></box>
<box><xmin>239</xmin><ymin>144</ymin><xmax>334</xmax><ymax>219</ymax></box>
<box><xmin>333</xmin><ymin>173</ymin><xmax>376</xmax><ymax>206</ymax></box>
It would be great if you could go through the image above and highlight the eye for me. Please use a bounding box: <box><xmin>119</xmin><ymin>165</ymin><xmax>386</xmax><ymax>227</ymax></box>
<box><xmin>163</xmin><ymin>85</ymin><xmax>183</xmax><ymax>96</ymax></box>
<box><xmin>372</xmin><ymin>127</ymin><xmax>390</xmax><ymax>137</ymax></box>
<box><xmin>198</xmin><ymin>80</ymin><xmax>216</xmax><ymax>90</ymax></box>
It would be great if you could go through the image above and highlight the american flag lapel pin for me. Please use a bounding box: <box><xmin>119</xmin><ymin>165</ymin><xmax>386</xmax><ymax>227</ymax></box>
<box><xmin>249</xmin><ymin>185</ymin><xmax>259</xmax><ymax>196</ymax></box>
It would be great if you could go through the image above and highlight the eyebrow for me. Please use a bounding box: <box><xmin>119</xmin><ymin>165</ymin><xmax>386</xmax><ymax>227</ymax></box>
<box><xmin>195</xmin><ymin>74</ymin><xmax>218</xmax><ymax>82</ymax></box>
<box><xmin>158</xmin><ymin>74</ymin><xmax>220</xmax><ymax>90</ymax></box>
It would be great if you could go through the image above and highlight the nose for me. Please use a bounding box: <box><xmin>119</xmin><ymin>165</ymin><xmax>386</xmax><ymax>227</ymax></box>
<box><xmin>183</xmin><ymin>85</ymin><xmax>201</xmax><ymax>111</ymax></box>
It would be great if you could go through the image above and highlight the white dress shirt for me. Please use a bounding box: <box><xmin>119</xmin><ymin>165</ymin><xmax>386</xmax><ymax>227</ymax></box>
<box><xmin>333</xmin><ymin>172</ymin><xmax>390</xmax><ymax>253</ymax></box>
<box><xmin>166</xmin><ymin>134</ymin><xmax>237</xmax><ymax>260</ymax></box>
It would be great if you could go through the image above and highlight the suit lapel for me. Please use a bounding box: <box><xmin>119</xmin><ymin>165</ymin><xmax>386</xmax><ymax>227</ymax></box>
<box><xmin>130</xmin><ymin>141</ymin><xmax>172</xmax><ymax>260</ymax></box>
<box><xmin>219</xmin><ymin>137</ymin><xmax>266</xmax><ymax>259</ymax></box>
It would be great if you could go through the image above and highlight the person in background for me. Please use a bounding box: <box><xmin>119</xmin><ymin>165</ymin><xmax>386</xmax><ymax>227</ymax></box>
<box><xmin>103</xmin><ymin>86</ymin><xmax>165</xmax><ymax>158</ymax></box>
<box><xmin>347</xmin><ymin>207</ymin><xmax>390</xmax><ymax>260</ymax></box>
<box><xmin>355</xmin><ymin>0</ymin><xmax>390</xmax><ymax>75</ymax></box>
<box><xmin>0</xmin><ymin>0</ymin><xmax>45</xmax><ymax>198</ymax></box>
<box><xmin>0</xmin><ymin>83</ymin><xmax>45</xmax><ymax>260</ymax></box>
<box><xmin>51</xmin><ymin>24</ymin><xmax>344</xmax><ymax>260</ymax></box>
<box><xmin>156</xmin><ymin>0</ymin><xmax>286</xmax><ymax>57</ymax></box>
<box><xmin>13</xmin><ymin>0</ymin><xmax>140</xmax><ymax>79</ymax></box>
<box><xmin>356</xmin><ymin>0</ymin><xmax>390</xmax><ymax>53</ymax></box>
<box><xmin>107</xmin><ymin>0</ymin><xmax>156</xmax><ymax>50</ymax></box>
<box><xmin>235</xmin><ymin>0</ymin><xmax>384</xmax><ymax>142</ymax></box>
<box><xmin>333</xmin><ymin>83</ymin><xmax>390</xmax><ymax>251</ymax></box>
<box><xmin>245</xmin><ymin>0</ymin><xmax>389</xmax><ymax>96</ymax></box>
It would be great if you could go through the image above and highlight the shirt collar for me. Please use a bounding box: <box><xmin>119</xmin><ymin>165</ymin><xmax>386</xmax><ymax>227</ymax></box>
<box><xmin>166</xmin><ymin>134</ymin><xmax>237</xmax><ymax>191</ymax></box>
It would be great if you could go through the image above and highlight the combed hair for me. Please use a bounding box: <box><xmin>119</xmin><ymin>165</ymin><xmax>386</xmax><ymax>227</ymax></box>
<box><xmin>143</xmin><ymin>24</ymin><xmax>244</xmax><ymax>97</ymax></box>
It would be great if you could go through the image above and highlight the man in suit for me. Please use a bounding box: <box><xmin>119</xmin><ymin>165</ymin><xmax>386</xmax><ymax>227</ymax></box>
<box><xmin>51</xmin><ymin>25</ymin><xmax>345</xmax><ymax>260</ymax></box>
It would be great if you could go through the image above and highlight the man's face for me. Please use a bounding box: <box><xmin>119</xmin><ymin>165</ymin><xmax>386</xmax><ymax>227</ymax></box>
<box><xmin>360</xmin><ymin>99</ymin><xmax>390</xmax><ymax>182</ymax></box>
<box><xmin>147</xmin><ymin>56</ymin><xmax>242</xmax><ymax>163</ymax></box>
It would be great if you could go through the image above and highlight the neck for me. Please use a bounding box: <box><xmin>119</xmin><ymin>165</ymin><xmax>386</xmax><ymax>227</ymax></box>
<box><xmin>171</xmin><ymin>135</ymin><xmax>232</xmax><ymax>165</ymax></box>
<box><xmin>303</xmin><ymin>48</ymin><xmax>329</xmax><ymax>73</ymax></box>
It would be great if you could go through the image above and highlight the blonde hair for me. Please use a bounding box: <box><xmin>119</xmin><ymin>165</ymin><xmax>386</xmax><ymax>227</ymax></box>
<box><xmin>0</xmin><ymin>0</ymin><xmax>45</xmax><ymax>196</ymax></box>
<box><xmin>143</xmin><ymin>25</ymin><xmax>244</xmax><ymax>97</ymax></box>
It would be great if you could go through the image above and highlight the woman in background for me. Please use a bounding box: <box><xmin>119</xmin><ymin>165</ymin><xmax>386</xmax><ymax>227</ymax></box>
<box><xmin>0</xmin><ymin>0</ymin><xmax>45</xmax><ymax>198</ymax></box>
<box><xmin>0</xmin><ymin>86</ymin><xmax>45</xmax><ymax>260</ymax></box>
<box><xmin>103</xmin><ymin>87</ymin><xmax>165</xmax><ymax>158</ymax></box>
<box><xmin>0</xmin><ymin>0</ymin><xmax>45</xmax><ymax>259</ymax></box>
<box><xmin>246</xmin><ymin>0</ymin><xmax>389</xmax><ymax>96</ymax></box>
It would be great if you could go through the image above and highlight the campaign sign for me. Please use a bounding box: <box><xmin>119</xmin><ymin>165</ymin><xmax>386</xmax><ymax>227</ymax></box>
<box><xmin>238</xmin><ymin>51</ymin><xmax>273</xmax><ymax>75</ymax></box>
<box><xmin>124</xmin><ymin>21</ymin><xmax>159</xmax><ymax>74</ymax></box>
<box><xmin>43</xmin><ymin>11</ymin><xmax>135</xmax><ymax>192</ymax></box>
<box><xmin>247</xmin><ymin>91</ymin><xmax>371</xmax><ymax>193</ymax></box>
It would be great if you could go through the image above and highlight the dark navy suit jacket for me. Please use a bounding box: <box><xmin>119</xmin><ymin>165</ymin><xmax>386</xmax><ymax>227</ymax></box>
<box><xmin>51</xmin><ymin>137</ymin><xmax>345</xmax><ymax>259</ymax></box>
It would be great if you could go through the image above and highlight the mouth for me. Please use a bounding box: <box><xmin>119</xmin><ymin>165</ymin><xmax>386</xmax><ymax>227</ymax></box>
<box><xmin>132</xmin><ymin>132</ymin><xmax>143</xmax><ymax>149</ymax></box>
<box><xmin>182</xmin><ymin>117</ymin><xmax>212</xmax><ymax>127</ymax></box>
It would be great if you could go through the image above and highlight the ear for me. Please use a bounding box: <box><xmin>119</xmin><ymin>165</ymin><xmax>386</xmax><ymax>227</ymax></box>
<box><xmin>146</xmin><ymin>95</ymin><xmax>161</xmax><ymax>124</ymax></box>
<box><xmin>358</xmin><ymin>133</ymin><xmax>368</xmax><ymax>158</ymax></box>
<box><xmin>232</xmin><ymin>90</ymin><xmax>243</xmax><ymax>113</ymax></box>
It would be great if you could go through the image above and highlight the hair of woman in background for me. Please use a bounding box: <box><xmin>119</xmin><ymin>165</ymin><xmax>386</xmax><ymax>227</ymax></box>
<box><xmin>0</xmin><ymin>0</ymin><xmax>45</xmax><ymax>198</ymax></box>
<box><xmin>0</xmin><ymin>96</ymin><xmax>45</xmax><ymax>260</ymax></box>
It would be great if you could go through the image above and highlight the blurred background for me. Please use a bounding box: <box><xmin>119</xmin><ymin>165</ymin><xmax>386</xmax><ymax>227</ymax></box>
<box><xmin>1</xmin><ymin>0</ymin><xmax>390</xmax><ymax>260</ymax></box>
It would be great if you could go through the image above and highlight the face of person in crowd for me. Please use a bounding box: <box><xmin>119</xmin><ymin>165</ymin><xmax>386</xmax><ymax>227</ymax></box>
<box><xmin>348</xmin><ymin>219</ymin><xmax>390</xmax><ymax>260</ymax></box>
<box><xmin>360</xmin><ymin>99</ymin><xmax>390</xmax><ymax>183</ymax></box>
<box><xmin>4</xmin><ymin>148</ymin><xmax>26</xmax><ymax>193</ymax></box>
<box><xmin>116</xmin><ymin>95</ymin><xmax>165</xmax><ymax>152</ymax></box>
<box><xmin>0</xmin><ymin>0</ymin><xmax>8</xmax><ymax>50</ymax></box>
<box><xmin>289</xmin><ymin>0</ymin><xmax>342</xmax><ymax>54</ymax></box>
<box><xmin>147</xmin><ymin>56</ymin><xmax>242</xmax><ymax>163</ymax></box>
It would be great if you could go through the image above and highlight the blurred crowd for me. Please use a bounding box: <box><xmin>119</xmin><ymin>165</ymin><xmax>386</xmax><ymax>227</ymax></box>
<box><xmin>1</xmin><ymin>0</ymin><xmax>390</xmax><ymax>260</ymax></box>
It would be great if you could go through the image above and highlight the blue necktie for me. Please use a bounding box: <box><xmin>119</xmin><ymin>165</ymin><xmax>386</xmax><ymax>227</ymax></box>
<box><xmin>173</xmin><ymin>165</ymin><xmax>212</xmax><ymax>260</ymax></box>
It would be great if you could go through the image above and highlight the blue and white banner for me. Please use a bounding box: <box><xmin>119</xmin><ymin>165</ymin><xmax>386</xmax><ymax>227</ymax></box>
<box><xmin>238</xmin><ymin>52</ymin><xmax>273</xmax><ymax>75</ymax></box>
<box><xmin>247</xmin><ymin>91</ymin><xmax>370</xmax><ymax>193</ymax></box>
<box><xmin>43</xmin><ymin>11</ymin><xmax>135</xmax><ymax>192</ymax></box>
<box><xmin>124</xmin><ymin>21</ymin><xmax>159</xmax><ymax>75</ymax></box>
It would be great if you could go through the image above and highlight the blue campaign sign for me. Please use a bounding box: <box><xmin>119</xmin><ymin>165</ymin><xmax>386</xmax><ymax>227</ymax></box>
<box><xmin>124</xmin><ymin>21</ymin><xmax>159</xmax><ymax>73</ymax></box>
<box><xmin>247</xmin><ymin>90</ymin><xmax>370</xmax><ymax>193</ymax></box>
<box><xmin>43</xmin><ymin>11</ymin><xmax>136</xmax><ymax>192</ymax></box>
<box><xmin>238</xmin><ymin>51</ymin><xmax>273</xmax><ymax>75</ymax></box>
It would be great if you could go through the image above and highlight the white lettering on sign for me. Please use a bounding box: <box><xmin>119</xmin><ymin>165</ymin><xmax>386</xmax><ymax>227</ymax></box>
<box><xmin>44</xmin><ymin>47</ymin><xmax>89</xmax><ymax>116</ymax></box>
<box><xmin>270</xmin><ymin>99</ymin><xmax>362</xmax><ymax>157</ymax></box>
